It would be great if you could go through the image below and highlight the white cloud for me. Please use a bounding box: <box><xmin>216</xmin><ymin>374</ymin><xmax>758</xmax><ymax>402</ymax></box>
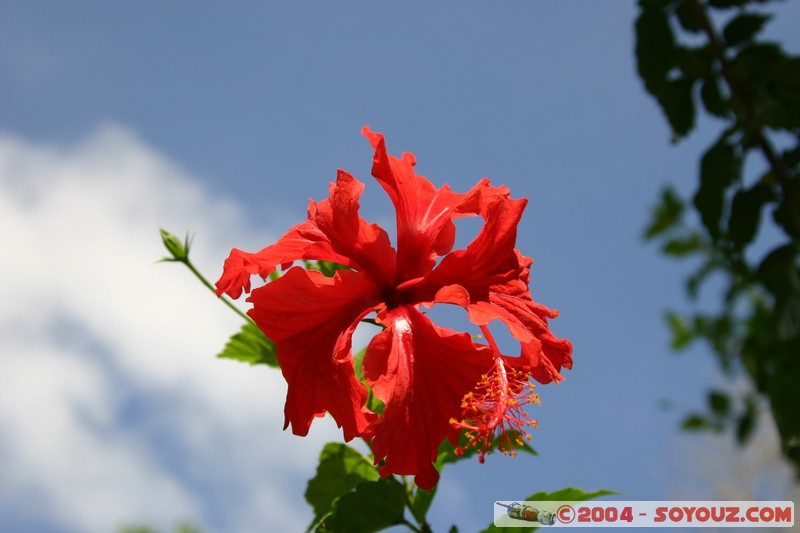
<box><xmin>0</xmin><ymin>125</ymin><xmax>348</xmax><ymax>533</ymax></box>
<box><xmin>666</xmin><ymin>388</ymin><xmax>800</xmax><ymax>504</ymax></box>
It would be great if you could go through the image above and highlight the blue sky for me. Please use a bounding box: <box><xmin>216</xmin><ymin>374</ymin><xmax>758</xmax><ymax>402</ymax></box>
<box><xmin>1</xmin><ymin>2</ymin><xmax>798</xmax><ymax>532</ymax></box>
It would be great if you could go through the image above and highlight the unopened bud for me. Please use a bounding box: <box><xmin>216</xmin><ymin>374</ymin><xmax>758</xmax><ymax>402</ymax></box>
<box><xmin>160</xmin><ymin>229</ymin><xmax>190</xmax><ymax>261</ymax></box>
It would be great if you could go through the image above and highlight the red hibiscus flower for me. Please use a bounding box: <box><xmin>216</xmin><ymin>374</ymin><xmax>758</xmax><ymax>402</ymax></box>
<box><xmin>215</xmin><ymin>127</ymin><xmax>572</xmax><ymax>489</ymax></box>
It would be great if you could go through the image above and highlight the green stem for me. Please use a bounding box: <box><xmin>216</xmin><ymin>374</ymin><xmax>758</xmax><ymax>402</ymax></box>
<box><xmin>402</xmin><ymin>520</ymin><xmax>423</xmax><ymax>533</ymax></box>
<box><xmin>180</xmin><ymin>258</ymin><xmax>254</xmax><ymax>324</ymax></box>
<box><xmin>402</xmin><ymin>477</ymin><xmax>432</xmax><ymax>533</ymax></box>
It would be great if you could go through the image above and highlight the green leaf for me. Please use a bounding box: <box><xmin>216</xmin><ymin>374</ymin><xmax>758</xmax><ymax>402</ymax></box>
<box><xmin>756</xmin><ymin>244</ymin><xmax>798</xmax><ymax>295</ymax></box>
<box><xmin>479</xmin><ymin>488</ymin><xmax>616</xmax><ymax>533</ymax></box>
<box><xmin>773</xmin><ymin>200</ymin><xmax>800</xmax><ymax>240</ymax></box>
<box><xmin>709</xmin><ymin>0</ymin><xmax>763</xmax><ymax>8</ymax></box>
<box><xmin>723</xmin><ymin>12</ymin><xmax>771</xmax><ymax>48</ymax></box>
<box><xmin>353</xmin><ymin>348</ymin><xmax>386</xmax><ymax>415</ymax></box>
<box><xmin>708</xmin><ymin>390</ymin><xmax>731</xmax><ymax>415</ymax></box>
<box><xmin>761</xmin><ymin>54</ymin><xmax>800</xmax><ymax>131</ymax></box>
<box><xmin>636</xmin><ymin>3</ymin><xmax>703</xmax><ymax>139</ymax></box>
<box><xmin>693</xmin><ymin>136</ymin><xmax>740</xmax><ymax>240</ymax></box>
<box><xmin>666</xmin><ymin>311</ymin><xmax>694</xmax><ymax>350</ymax></box>
<box><xmin>657</xmin><ymin>77</ymin><xmax>697</xmax><ymax>140</ymax></box>
<box><xmin>408</xmin><ymin>486</ymin><xmax>437</xmax><ymax>526</ymax></box>
<box><xmin>305</xmin><ymin>260</ymin><xmax>350</xmax><ymax>277</ymax></box>
<box><xmin>639</xmin><ymin>0</ymin><xmax>676</xmax><ymax>8</ymax></box>
<box><xmin>522</xmin><ymin>487</ymin><xmax>617</xmax><ymax>501</ymax></box>
<box><xmin>305</xmin><ymin>442</ymin><xmax>380</xmax><ymax>530</ymax></box>
<box><xmin>216</xmin><ymin>322</ymin><xmax>278</xmax><ymax>367</ymax></box>
<box><xmin>354</xmin><ymin>347</ymin><xmax>367</xmax><ymax>381</ymax></box>
<box><xmin>728</xmin><ymin>181</ymin><xmax>773</xmax><ymax>250</ymax></box>
<box><xmin>318</xmin><ymin>477</ymin><xmax>405</xmax><ymax>533</ymax></box>
<box><xmin>675</xmin><ymin>0</ymin><xmax>703</xmax><ymax>33</ymax></box>
<box><xmin>674</xmin><ymin>45</ymin><xmax>712</xmax><ymax>79</ymax></box>
<box><xmin>644</xmin><ymin>187</ymin><xmax>685</xmax><ymax>239</ymax></box>
<box><xmin>732</xmin><ymin>43</ymin><xmax>783</xmax><ymax>82</ymax></box>
<box><xmin>682</xmin><ymin>414</ymin><xmax>710</xmax><ymax>430</ymax></box>
<box><xmin>700</xmin><ymin>76</ymin><xmax>729</xmax><ymax>118</ymax></box>
<box><xmin>662</xmin><ymin>234</ymin><xmax>703</xmax><ymax>256</ymax></box>
<box><xmin>635</xmin><ymin>5</ymin><xmax>675</xmax><ymax>95</ymax></box>
<box><xmin>736</xmin><ymin>395</ymin><xmax>757</xmax><ymax>444</ymax></box>
<box><xmin>176</xmin><ymin>526</ymin><xmax>205</xmax><ymax>533</ymax></box>
<box><xmin>436</xmin><ymin>429</ymin><xmax>537</xmax><ymax>470</ymax></box>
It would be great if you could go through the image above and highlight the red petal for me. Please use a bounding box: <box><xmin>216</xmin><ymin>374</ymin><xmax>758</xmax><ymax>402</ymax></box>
<box><xmin>215</xmin><ymin>170</ymin><xmax>396</xmax><ymax>298</ymax></box>
<box><xmin>247</xmin><ymin>267</ymin><xmax>383</xmax><ymax>441</ymax></box>
<box><xmin>513</xmin><ymin>334</ymin><xmax>573</xmax><ymax>384</ymax></box>
<box><xmin>410</xmin><ymin>188</ymin><xmax>572</xmax><ymax>384</ymax></box>
<box><xmin>362</xmin><ymin>126</ymin><xmax>510</xmax><ymax>283</ymax></box>
<box><xmin>415</xmin><ymin>195</ymin><xmax>528</xmax><ymax>295</ymax></box>
<box><xmin>489</xmin><ymin>279</ymin><xmax>573</xmax><ymax>383</ymax></box>
<box><xmin>431</xmin><ymin>284</ymin><xmax>534</xmax><ymax>344</ymax></box>
<box><xmin>433</xmin><ymin>278</ymin><xmax>573</xmax><ymax>384</ymax></box>
<box><xmin>363</xmin><ymin>306</ymin><xmax>493</xmax><ymax>489</ymax></box>
<box><xmin>214</xmin><ymin>248</ymin><xmax>265</xmax><ymax>299</ymax></box>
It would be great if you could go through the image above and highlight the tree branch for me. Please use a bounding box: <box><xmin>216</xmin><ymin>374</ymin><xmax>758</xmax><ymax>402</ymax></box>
<box><xmin>688</xmin><ymin>0</ymin><xmax>800</xmax><ymax>235</ymax></box>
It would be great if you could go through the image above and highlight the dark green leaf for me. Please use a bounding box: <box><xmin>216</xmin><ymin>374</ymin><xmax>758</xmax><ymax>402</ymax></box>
<box><xmin>675</xmin><ymin>0</ymin><xmax>703</xmax><ymax>33</ymax></box>
<box><xmin>728</xmin><ymin>181</ymin><xmax>773</xmax><ymax>249</ymax></box>
<box><xmin>662</xmin><ymin>234</ymin><xmax>703</xmax><ymax>256</ymax></box>
<box><xmin>785</xmin><ymin>145</ymin><xmax>800</xmax><ymax>168</ymax></box>
<box><xmin>736</xmin><ymin>395</ymin><xmax>757</xmax><ymax>444</ymax></box>
<box><xmin>693</xmin><ymin>136</ymin><xmax>740</xmax><ymax>239</ymax></box>
<box><xmin>756</xmin><ymin>244</ymin><xmax>798</xmax><ymax>299</ymax></box>
<box><xmin>657</xmin><ymin>77</ymin><xmax>697</xmax><ymax>139</ymax></box>
<box><xmin>708</xmin><ymin>390</ymin><xmax>731</xmax><ymax>415</ymax></box>
<box><xmin>700</xmin><ymin>77</ymin><xmax>729</xmax><ymax>118</ymax></box>
<box><xmin>639</xmin><ymin>0</ymin><xmax>677</xmax><ymax>9</ymax></box>
<box><xmin>732</xmin><ymin>43</ymin><xmax>783</xmax><ymax>82</ymax></box>
<box><xmin>723</xmin><ymin>12</ymin><xmax>771</xmax><ymax>48</ymax></box>
<box><xmin>479</xmin><ymin>488</ymin><xmax>616</xmax><ymax>533</ymax></box>
<box><xmin>682</xmin><ymin>414</ymin><xmax>710</xmax><ymax>430</ymax></box>
<box><xmin>709</xmin><ymin>0</ymin><xmax>763</xmax><ymax>8</ymax></box>
<box><xmin>635</xmin><ymin>6</ymin><xmax>675</xmax><ymax>95</ymax></box>
<box><xmin>762</xmin><ymin>57</ymin><xmax>800</xmax><ymax>130</ymax></box>
<box><xmin>674</xmin><ymin>45</ymin><xmax>712</xmax><ymax>79</ymax></box>
<box><xmin>305</xmin><ymin>443</ymin><xmax>380</xmax><ymax>531</ymax></box>
<box><xmin>772</xmin><ymin>201</ymin><xmax>800</xmax><ymax>240</ymax></box>
<box><xmin>216</xmin><ymin>322</ymin><xmax>278</xmax><ymax>367</ymax></box>
<box><xmin>644</xmin><ymin>187</ymin><xmax>685</xmax><ymax>239</ymax></box>
<box><xmin>319</xmin><ymin>477</ymin><xmax>405</xmax><ymax>533</ymax></box>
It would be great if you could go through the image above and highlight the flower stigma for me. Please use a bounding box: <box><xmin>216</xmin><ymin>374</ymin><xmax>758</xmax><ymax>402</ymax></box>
<box><xmin>451</xmin><ymin>324</ymin><xmax>541</xmax><ymax>462</ymax></box>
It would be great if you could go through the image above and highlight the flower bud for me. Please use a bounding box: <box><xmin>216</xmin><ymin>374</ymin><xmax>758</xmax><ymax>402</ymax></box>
<box><xmin>160</xmin><ymin>229</ymin><xmax>189</xmax><ymax>261</ymax></box>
